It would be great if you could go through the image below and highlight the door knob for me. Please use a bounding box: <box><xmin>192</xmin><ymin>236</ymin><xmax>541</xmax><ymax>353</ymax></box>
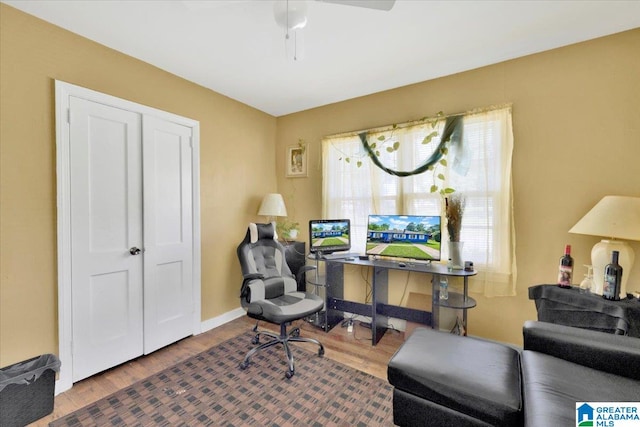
<box><xmin>129</xmin><ymin>247</ymin><xmax>141</xmax><ymax>255</ymax></box>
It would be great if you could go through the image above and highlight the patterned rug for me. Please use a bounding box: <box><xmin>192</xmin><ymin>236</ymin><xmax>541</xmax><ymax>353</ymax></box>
<box><xmin>50</xmin><ymin>331</ymin><xmax>395</xmax><ymax>426</ymax></box>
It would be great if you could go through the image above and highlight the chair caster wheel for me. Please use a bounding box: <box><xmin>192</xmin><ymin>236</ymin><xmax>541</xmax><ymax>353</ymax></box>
<box><xmin>239</xmin><ymin>361</ymin><xmax>249</xmax><ymax>370</ymax></box>
<box><xmin>251</xmin><ymin>336</ymin><xmax>260</xmax><ymax>345</ymax></box>
<box><xmin>285</xmin><ymin>370</ymin><xmax>294</xmax><ymax>379</ymax></box>
<box><xmin>291</xmin><ymin>328</ymin><xmax>300</xmax><ymax>338</ymax></box>
<box><xmin>318</xmin><ymin>348</ymin><xmax>325</xmax><ymax>357</ymax></box>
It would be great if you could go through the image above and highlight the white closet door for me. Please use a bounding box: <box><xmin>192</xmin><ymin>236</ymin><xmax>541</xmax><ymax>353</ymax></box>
<box><xmin>142</xmin><ymin>116</ymin><xmax>194</xmax><ymax>353</ymax></box>
<box><xmin>69</xmin><ymin>97</ymin><xmax>144</xmax><ymax>382</ymax></box>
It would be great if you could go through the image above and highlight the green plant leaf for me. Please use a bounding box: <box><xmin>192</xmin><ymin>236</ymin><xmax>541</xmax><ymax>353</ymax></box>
<box><xmin>377</xmin><ymin>135</ymin><xmax>386</xmax><ymax>141</ymax></box>
<box><xmin>439</xmin><ymin>159</ymin><xmax>447</xmax><ymax>166</ymax></box>
<box><xmin>440</xmin><ymin>147</ymin><xmax>448</xmax><ymax>155</ymax></box>
<box><xmin>437</xmin><ymin>173</ymin><xmax>445</xmax><ymax>181</ymax></box>
<box><xmin>430</xmin><ymin>185</ymin><xmax>438</xmax><ymax>193</ymax></box>
<box><xmin>392</xmin><ymin>124</ymin><xmax>398</xmax><ymax>129</ymax></box>
<box><xmin>386</xmin><ymin>147</ymin><xmax>394</xmax><ymax>153</ymax></box>
<box><xmin>376</xmin><ymin>150</ymin><xmax>381</xmax><ymax>157</ymax></box>
<box><xmin>345</xmin><ymin>157</ymin><xmax>351</xmax><ymax>163</ymax></box>
<box><xmin>370</xmin><ymin>142</ymin><xmax>377</xmax><ymax>150</ymax></box>
<box><xmin>422</xmin><ymin>131</ymin><xmax>439</xmax><ymax>144</ymax></box>
<box><xmin>393</xmin><ymin>141</ymin><xmax>400</xmax><ymax>150</ymax></box>
<box><xmin>357</xmin><ymin>161</ymin><xmax>363</xmax><ymax>168</ymax></box>
<box><xmin>443</xmin><ymin>187</ymin><xmax>455</xmax><ymax>194</ymax></box>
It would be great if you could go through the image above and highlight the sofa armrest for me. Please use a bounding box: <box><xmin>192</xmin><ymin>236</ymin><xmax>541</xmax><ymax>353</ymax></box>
<box><xmin>523</xmin><ymin>320</ymin><xmax>640</xmax><ymax>380</ymax></box>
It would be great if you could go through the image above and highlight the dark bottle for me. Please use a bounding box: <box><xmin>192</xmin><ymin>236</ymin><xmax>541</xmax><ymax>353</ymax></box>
<box><xmin>557</xmin><ymin>244</ymin><xmax>574</xmax><ymax>288</ymax></box>
<box><xmin>603</xmin><ymin>250</ymin><xmax>623</xmax><ymax>301</ymax></box>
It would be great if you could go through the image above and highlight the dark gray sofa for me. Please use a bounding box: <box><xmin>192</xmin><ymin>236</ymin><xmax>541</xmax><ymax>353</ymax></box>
<box><xmin>387</xmin><ymin>321</ymin><xmax>640</xmax><ymax>426</ymax></box>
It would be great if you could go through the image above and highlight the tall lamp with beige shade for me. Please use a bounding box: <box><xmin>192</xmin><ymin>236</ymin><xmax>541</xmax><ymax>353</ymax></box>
<box><xmin>569</xmin><ymin>196</ymin><xmax>640</xmax><ymax>299</ymax></box>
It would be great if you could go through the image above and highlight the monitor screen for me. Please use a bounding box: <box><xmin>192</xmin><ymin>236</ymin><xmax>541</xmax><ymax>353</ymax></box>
<box><xmin>309</xmin><ymin>219</ymin><xmax>351</xmax><ymax>254</ymax></box>
<box><xmin>366</xmin><ymin>214</ymin><xmax>441</xmax><ymax>261</ymax></box>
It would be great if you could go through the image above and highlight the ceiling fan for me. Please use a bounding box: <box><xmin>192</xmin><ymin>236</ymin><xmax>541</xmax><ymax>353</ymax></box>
<box><xmin>274</xmin><ymin>0</ymin><xmax>396</xmax><ymax>29</ymax></box>
<box><xmin>273</xmin><ymin>0</ymin><xmax>396</xmax><ymax>60</ymax></box>
<box><xmin>182</xmin><ymin>0</ymin><xmax>396</xmax><ymax>12</ymax></box>
<box><xmin>315</xmin><ymin>1</ymin><xmax>396</xmax><ymax>11</ymax></box>
<box><xmin>182</xmin><ymin>0</ymin><xmax>396</xmax><ymax>60</ymax></box>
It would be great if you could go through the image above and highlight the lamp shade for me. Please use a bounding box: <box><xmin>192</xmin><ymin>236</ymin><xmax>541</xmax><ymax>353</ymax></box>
<box><xmin>569</xmin><ymin>195</ymin><xmax>640</xmax><ymax>298</ymax></box>
<box><xmin>258</xmin><ymin>193</ymin><xmax>288</xmax><ymax>217</ymax></box>
<box><xmin>569</xmin><ymin>196</ymin><xmax>640</xmax><ymax>241</ymax></box>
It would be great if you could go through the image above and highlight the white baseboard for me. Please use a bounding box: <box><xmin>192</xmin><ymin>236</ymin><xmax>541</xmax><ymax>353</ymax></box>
<box><xmin>200</xmin><ymin>307</ymin><xmax>245</xmax><ymax>333</ymax></box>
<box><xmin>343</xmin><ymin>312</ymin><xmax>407</xmax><ymax>331</ymax></box>
<box><xmin>55</xmin><ymin>307</ymin><xmax>246</xmax><ymax>395</ymax></box>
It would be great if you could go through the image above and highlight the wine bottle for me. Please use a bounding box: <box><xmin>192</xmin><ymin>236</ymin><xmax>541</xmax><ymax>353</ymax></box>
<box><xmin>603</xmin><ymin>251</ymin><xmax>623</xmax><ymax>301</ymax></box>
<box><xmin>557</xmin><ymin>244</ymin><xmax>574</xmax><ymax>288</ymax></box>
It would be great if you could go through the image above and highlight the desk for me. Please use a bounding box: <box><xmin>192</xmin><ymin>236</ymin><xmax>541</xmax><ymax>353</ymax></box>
<box><xmin>325</xmin><ymin>258</ymin><xmax>477</xmax><ymax>345</ymax></box>
<box><xmin>529</xmin><ymin>284</ymin><xmax>640</xmax><ymax>337</ymax></box>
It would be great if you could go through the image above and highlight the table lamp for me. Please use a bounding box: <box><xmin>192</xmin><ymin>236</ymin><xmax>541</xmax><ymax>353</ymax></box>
<box><xmin>569</xmin><ymin>196</ymin><xmax>640</xmax><ymax>299</ymax></box>
<box><xmin>258</xmin><ymin>193</ymin><xmax>288</xmax><ymax>224</ymax></box>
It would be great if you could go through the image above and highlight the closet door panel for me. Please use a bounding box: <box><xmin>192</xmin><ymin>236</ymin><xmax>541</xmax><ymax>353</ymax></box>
<box><xmin>69</xmin><ymin>97</ymin><xmax>144</xmax><ymax>382</ymax></box>
<box><xmin>143</xmin><ymin>116</ymin><xmax>194</xmax><ymax>353</ymax></box>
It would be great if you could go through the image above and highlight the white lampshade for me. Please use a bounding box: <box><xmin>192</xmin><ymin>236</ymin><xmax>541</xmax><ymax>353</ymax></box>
<box><xmin>569</xmin><ymin>196</ymin><xmax>640</xmax><ymax>298</ymax></box>
<box><xmin>258</xmin><ymin>193</ymin><xmax>288</xmax><ymax>218</ymax></box>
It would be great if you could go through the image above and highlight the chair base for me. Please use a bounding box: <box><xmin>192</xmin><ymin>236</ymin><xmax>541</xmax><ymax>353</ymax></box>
<box><xmin>239</xmin><ymin>322</ymin><xmax>325</xmax><ymax>378</ymax></box>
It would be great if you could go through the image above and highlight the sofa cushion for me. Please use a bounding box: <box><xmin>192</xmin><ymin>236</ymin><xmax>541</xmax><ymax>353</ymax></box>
<box><xmin>522</xmin><ymin>350</ymin><xmax>640</xmax><ymax>427</ymax></box>
<box><xmin>388</xmin><ymin>328</ymin><xmax>523</xmax><ymax>426</ymax></box>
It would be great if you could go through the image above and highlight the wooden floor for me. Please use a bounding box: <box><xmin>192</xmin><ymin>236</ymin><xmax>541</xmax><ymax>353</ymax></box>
<box><xmin>31</xmin><ymin>315</ymin><xmax>406</xmax><ymax>426</ymax></box>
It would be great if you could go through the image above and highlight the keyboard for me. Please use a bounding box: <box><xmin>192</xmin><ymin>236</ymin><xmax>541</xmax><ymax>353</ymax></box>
<box><xmin>321</xmin><ymin>252</ymin><xmax>362</xmax><ymax>260</ymax></box>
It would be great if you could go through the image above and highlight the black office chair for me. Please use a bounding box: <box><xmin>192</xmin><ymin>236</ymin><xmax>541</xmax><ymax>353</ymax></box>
<box><xmin>237</xmin><ymin>222</ymin><xmax>325</xmax><ymax>378</ymax></box>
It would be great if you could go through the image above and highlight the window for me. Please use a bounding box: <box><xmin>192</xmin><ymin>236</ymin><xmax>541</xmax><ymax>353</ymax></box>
<box><xmin>322</xmin><ymin>106</ymin><xmax>515</xmax><ymax>296</ymax></box>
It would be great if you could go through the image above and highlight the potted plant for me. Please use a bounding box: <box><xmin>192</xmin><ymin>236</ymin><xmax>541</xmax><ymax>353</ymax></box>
<box><xmin>276</xmin><ymin>219</ymin><xmax>300</xmax><ymax>241</ymax></box>
<box><xmin>445</xmin><ymin>193</ymin><xmax>466</xmax><ymax>268</ymax></box>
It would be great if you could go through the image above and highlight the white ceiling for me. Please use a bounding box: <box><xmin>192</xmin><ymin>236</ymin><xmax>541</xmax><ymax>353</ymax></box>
<box><xmin>4</xmin><ymin>0</ymin><xmax>640</xmax><ymax>116</ymax></box>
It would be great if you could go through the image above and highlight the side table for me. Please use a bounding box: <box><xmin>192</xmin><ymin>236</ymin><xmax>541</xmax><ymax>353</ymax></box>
<box><xmin>528</xmin><ymin>284</ymin><xmax>640</xmax><ymax>337</ymax></box>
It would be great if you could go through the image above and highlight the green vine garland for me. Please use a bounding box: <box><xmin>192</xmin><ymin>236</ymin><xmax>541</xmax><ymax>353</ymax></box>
<box><xmin>356</xmin><ymin>114</ymin><xmax>463</xmax><ymax>194</ymax></box>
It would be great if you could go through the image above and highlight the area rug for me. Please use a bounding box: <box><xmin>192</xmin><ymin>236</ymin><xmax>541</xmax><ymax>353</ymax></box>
<box><xmin>50</xmin><ymin>331</ymin><xmax>395</xmax><ymax>426</ymax></box>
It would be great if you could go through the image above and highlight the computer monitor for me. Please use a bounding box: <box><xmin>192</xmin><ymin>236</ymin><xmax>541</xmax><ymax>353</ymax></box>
<box><xmin>309</xmin><ymin>219</ymin><xmax>351</xmax><ymax>255</ymax></box>
<box><xmin>366</xmin><ymin>214</ymin><xmax>441</xmax><ymax>261</ymax></box>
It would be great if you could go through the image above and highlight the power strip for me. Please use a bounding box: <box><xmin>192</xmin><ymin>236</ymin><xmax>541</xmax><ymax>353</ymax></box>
<box><xmin>359</xmin><ymin>321</ymin><xmax>372</xmax><ymax>329</ymax></box>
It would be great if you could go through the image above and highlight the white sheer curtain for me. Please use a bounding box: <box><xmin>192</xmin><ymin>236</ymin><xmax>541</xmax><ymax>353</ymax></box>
<box><xmin>322</xmin><ymin>106</ymin><xmax>516</xmax><ymax>296</ymax></box>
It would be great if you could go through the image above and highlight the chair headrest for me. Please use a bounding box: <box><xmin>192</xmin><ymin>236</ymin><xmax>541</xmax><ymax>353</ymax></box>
<box><xmin>249</xmin><ymin>222</ymin><xmax>278</xmax><ymax>243</ymax></box>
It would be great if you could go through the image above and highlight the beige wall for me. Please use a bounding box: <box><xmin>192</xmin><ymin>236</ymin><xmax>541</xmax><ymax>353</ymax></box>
<box><xmin>1</xmin><ymin>2</ymin><xmax>638</xmax><ymax>368</ymax></box>
<box><xmin>275</xmin><ymin>28</ymin><xmax>640</xmax><ymax>345</ymax></box>
<box><xmin>0</xmin><ymin>4</ymin><xmax>277</xmax><ymax>367</ymax></box>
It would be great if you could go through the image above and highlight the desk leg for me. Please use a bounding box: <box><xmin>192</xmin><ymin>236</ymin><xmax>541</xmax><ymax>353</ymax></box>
<box><xmin>325</xmin><ymin>261</ymin><xmax>345</xmax><ymax>332</ymax></box>
<box><xmin>432</xmin><ymin>274</ymin><xmax>440</xmax><ymax>331</ymax></box>
<box><xmin>372</xmin><ymin>267</ymin><xmax>388</xmax><ymax>345</ymax></box>
<box><xmin>463</xmin><ymin>277</ymin><xmax>469</xmax><ymax>336</ymax></box>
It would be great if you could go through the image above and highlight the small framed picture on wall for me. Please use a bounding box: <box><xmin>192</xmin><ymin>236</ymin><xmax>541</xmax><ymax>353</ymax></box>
<box><xmin>286</xmin><ymin>144</ymin><xmax>307</xmax><ymax>178</ymax></box>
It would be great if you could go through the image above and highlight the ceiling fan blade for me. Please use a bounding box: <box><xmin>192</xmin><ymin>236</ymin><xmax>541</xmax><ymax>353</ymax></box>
<box><xmin>316</xmin><ymin>0</ymin><xmax>396</xmax><ymax>11</ymax></box>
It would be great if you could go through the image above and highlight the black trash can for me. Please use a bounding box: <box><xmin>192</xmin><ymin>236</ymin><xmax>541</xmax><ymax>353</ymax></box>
<box><xmin>0</xmin><ymin>354</ymin><xmax>61</xmax><ymax>427</ymax></box>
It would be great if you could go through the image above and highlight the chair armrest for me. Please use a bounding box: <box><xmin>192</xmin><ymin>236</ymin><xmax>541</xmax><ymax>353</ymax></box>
<box><xmin>241</xmin><ymin>273</ymin><xmax>264</xmax><ymax>301</ymax></box>
<box><xmin>523</xmin><ymin>320</ymin><xmax>640</xmax><ymax>380</ymax></box>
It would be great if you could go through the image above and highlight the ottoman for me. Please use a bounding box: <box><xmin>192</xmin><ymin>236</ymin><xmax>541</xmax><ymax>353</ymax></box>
<box><xmin>387</xmin><ymin>328</ymin><xmax>523</xmax><ymax>427</ymax></box>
